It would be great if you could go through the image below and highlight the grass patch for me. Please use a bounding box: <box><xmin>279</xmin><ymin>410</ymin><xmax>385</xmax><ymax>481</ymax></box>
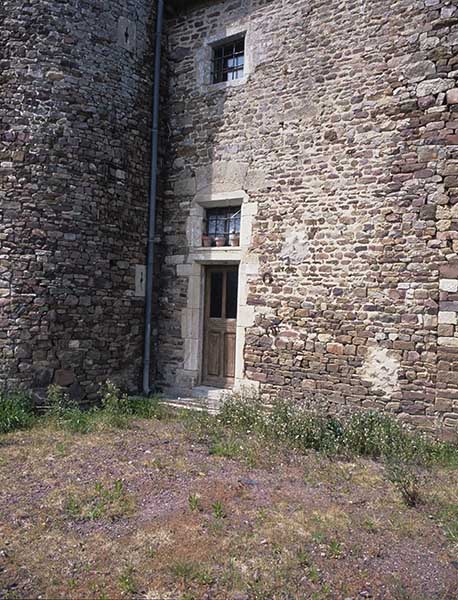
<box><xmin>42</xmin><ymin>382</ymin><xmax>166</xmax><ymax>434</ymax></box>
<box><xmin>0</xmin><ymin>391</ymin><xmax>35</xmax><ymax>434</ymax></box>
<box><xmin>64</xmin><ymin>479</ymin><xmax>134</xmax><ymax>521</ymax></box>
<box><xmin>170</xmin><ymin>561</ymin><xmax>214</xmax><ymax>584</ymax></box>
<box><xmin>216</xmin><ymin>395</ymin><xmax>458</xmax><ymax>468</ymax></box>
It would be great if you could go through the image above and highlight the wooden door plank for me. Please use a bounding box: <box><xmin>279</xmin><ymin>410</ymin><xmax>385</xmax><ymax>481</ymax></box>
<box><xmin>224</xmin><ymin>332</ymin><xmax>236</xmax><ymax>378</ymax></box>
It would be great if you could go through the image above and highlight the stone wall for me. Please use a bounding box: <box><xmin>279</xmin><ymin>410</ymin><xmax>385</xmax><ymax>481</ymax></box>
<box><xmin>161</xmin><ymin>0</ymin><xmax>458</xmax><ymax>439</ymax></box>
<box><xmin>0</xmin><ymin>0</ymin><xmax>156</xmax><ymax>401</ymax></box>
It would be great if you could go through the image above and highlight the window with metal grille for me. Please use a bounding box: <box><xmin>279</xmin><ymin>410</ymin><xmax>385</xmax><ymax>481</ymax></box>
<box><xmin>212</xmin><ymin>36</ymin><xmax>245</xmax><ymax>84</ymax></box>
<box><xmin>206</xmin><ymin>207</ymin><xmax>241</xmax><ymax>239</ymax></box>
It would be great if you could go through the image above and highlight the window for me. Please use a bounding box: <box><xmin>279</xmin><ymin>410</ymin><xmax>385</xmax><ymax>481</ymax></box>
<box><xmin>206</xmin><ymin>206</ymin><xmax>241</xmax><ymax>240</ymax></box>
<box><xmin>212</xmin><ymin>36</ymin><xmax>245</xmax><ymax>84</ymax></box>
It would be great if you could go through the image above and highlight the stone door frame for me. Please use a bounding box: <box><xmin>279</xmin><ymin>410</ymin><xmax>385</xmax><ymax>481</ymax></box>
<box><xmin>178</xmin><ymin>190</ymin><xmax>260</xmax><ymax>394</ymax></box>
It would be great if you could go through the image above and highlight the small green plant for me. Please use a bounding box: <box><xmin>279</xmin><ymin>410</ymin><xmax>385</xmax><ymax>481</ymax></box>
<box><xmin>436</xmin><ymin>503</ymin><xmax>458</xmax><ymax>543</ymax></box>
<box><xmin>0</xmin><ymin>391</ymin><xmax>34</xmax><ymax>434</ymax></box>
<box><xmin>328</xmin><ymin>539</ymin><xmax>342</xmax><ymax>558</ymax></box>
<box><xmin>297</xmin><ymin>548</ymin><xmax>310</xmax><ymax>567</ymax></box>
<box><xmin>128</xmin><ymin>394</ymin><xmax>166</xmax><ymax>419</ymax></box>
<box><xmin>362</xmin><ymin>517</ymin><xmax>378</xmax><ymax>533</ymax></box>
<box><xmin>212</xmin><ymin>500</ymin><xmax>226</xmax><ymax>519</ymax></box>
<box><xmin>385</xmin><ymin>461</ymin><xmax>422</xmax><ymax>508</ymax></box>
<box><xmin>188</xmin><ymin>492</ymin><xmax>202</xmax><ymax>512</ymax></box>
<box><xmin>170</xmin><ymin>561</ymin><xmax>205</xmax><ymax>582</ymax></box>
<box><xmin>46</xmin><ymin>384</ymin><xmax>94</xmax><ymax>434</ymax></box>
<box><xmin>47</xmin><ymin>384</ymin><xmax>75</xmax><ymax>415</ymax></box>
<box><xmin>64</xmin><ymin>479</ymin><xmax>134</xmax><ymax>521</ymax></box>
<box><xmin>209</xmin><ymin>436</ymin><xmax>241</xmax><ymax>459</ymax></box>
<box><xmin>308</xmin><ymin>565</ymin><xmax>321</xmax><ymax>584</ymax></box>
<box><xmin>170</xmin><ymin>562</ymin><xmax>213</xmax><ymax>586</ymax></box>
<box><xmin>99</xmin><ymin>381</ymin><xmax>131</xmax><ymax>428</ymax></box>
<box><xmin>118</xmin><ymin>565</ymin><xmax>137</xmax><ymax>594</ymax></box>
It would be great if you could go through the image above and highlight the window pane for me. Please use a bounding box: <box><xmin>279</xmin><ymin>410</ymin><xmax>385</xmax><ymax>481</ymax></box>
<box><xmin>226</xmin><ymin>270</ymin><xmax>239</xmax><ymax>319</ymax></box>
<box><xmin>213</xmin><ymin>37</ymin><xmax>245</xmax><ymax>84</ymax></box>
<box><xmin>210</xmin><ymin>272</ymin><xmax>223</xmax><ymax>318</ymax></box>
<box><xmin>206</xmin><ymin>206</ymin><xmax>241</xmax><ymax>237</ymax></box>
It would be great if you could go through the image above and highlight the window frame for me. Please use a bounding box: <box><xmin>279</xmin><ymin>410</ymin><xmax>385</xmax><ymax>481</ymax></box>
<box><xmin>211</xmin><ymin>35</ymin><xmax>246</xmax><ymax>84</ymax></box>
<box><xmin>205</xmin><ymin>206</ymin><xmax>241</xmax><ymax>241</ymax></box>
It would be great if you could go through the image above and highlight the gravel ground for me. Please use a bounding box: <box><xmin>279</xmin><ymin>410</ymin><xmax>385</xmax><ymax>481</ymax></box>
<box><xmin>1</xmin><ymin>418</ymin><xmax>457</xmax><ymax>599</ymax></box>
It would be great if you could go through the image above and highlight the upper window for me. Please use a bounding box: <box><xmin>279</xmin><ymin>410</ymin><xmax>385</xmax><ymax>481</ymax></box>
<box><xmin>212</xmin><ymin>36</ymin><xmax>245</xmax><ymax>84</ymax></box>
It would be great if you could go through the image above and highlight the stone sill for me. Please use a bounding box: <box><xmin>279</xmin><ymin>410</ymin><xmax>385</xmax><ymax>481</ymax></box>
<box><xmin>204</xmin><ymin>76</ymin><xmax>248</xmax><ymax>93</ymax></box>
<box><xmin>190</xmin><ymin>247</ymin><xmax>242</xmax><ymax>263</ymax></box>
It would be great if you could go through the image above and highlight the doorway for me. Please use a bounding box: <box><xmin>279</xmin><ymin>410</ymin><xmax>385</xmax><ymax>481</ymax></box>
<box><xmin>202</xmin><ymin>265</ymin><xmax>239</xmax><ymax>387</ymax></box>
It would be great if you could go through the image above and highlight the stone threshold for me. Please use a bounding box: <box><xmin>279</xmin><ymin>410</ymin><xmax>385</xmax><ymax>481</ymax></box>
<box><xmin>161</xmin><ymin>385</ymin><xmax>228</xmax><ymax>414</ymax></box>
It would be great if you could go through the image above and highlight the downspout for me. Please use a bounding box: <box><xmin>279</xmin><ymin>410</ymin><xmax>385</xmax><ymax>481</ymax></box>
<box><xmin>143</xmin><ymin>0</ymin><xmax>164</xmax><ymax>395</ymax></box>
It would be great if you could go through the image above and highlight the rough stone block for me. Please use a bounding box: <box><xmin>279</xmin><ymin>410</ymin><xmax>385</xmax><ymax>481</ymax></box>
<box><xmin>416</xmin><ymin>78</ymin><xmax>453</xmax><ymax>97</ymax></box>
<box><xmin>438</xmin><ymin>337</ymin><xmax>458</xmax><ymax>347</ymax></box>
<box><xmin>447</xmin><ymin>88</ymin><xmax>458</xmax><ymax>105</ymax></box>
<box><xmin>54</xmin><ymin>369</ymin><xmax>75</xmax><ymax>387</ymax></box>
<box><xmin>438</xmin><ymin>311</ymin><xmax>457</xmax><ymax>324</ymax></box>
<box><xmin>326</xmin><ymin>343</ymin><xmax>344</xmax><ymax>355</ymax></box>
<box><xmin>440</xmin><ymin>261</ymin><xmax>458</xmax><ymax>278</ymax></box>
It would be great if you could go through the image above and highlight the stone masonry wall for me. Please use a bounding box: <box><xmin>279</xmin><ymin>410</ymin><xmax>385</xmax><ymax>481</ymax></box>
<box><xmin>161</xmin><ymin>0</ymin><xmax>458</xmax><ymax>439</ymax></box>
<box><xmin>0</xmin><ymin>0</ymin><xmax>156</xmax><ymax>401</ymax></box>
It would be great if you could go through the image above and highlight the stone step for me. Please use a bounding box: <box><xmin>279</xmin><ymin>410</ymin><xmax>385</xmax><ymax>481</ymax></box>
<box><xmin>161</xmin><ymin>397</ymin><xmax>207</xmax><ymax>412</ymax></box>
<box><xmin>191</xmin><ymin>385</ymin><xmax>228</xmax><ymax>401</ymax></box>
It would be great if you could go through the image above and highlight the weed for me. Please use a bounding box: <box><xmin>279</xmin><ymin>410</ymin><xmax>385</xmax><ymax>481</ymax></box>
<box><xmin>60</xmin><ymin>409</ymin><xmax>95</xmax><ymax>434</ymax></box>
<box><xmin>47</xmin><ymin>384</ymin><xmax>76</xmax><ymax>415</ymax></box>
<box><xmin>100</xmin><ymin>381</ymin><xmax>130</xmax><ymax>415</ymax></box>
<box><xmin>436</xmin><ymin>503</ymin><xmax>458</xmax><ymax>543</ymax></box>
<box><xmin>188</xmin><ymin>493</ymin><xmax>202</xmax><ymax>512</ymax></box>
<box><xmin>128</xmin><ymin>394</ymin><xmax>166</xmax><ymax>419</ymax></box>
<box><xmin>212</xmin><ymin>500</ymin><xmax>226</xmax><ymax>519</ymax></box>
<box><xmin>209</xmin><ymin>436</ymin><xmax>241</xmax><ymax>459</ymax></box>
<box><xmin>170</xmin><ymin>561</ymin><xmax>208</xmax><ymax>582</ymax></box>
<box><xmin>55</xmin><ymin>441</ymin><xmax>68</xmax><ymax>456</ymax></box>
<box><xmin>64</xmin><ymin>479</ymin><xmax>134</xmax><ymax>521</ymax></box>
<box><xmin>0</xmin><ymin>391</ymin><xmax>34</xmax><ymax>434</ymax></box>
<box><xmin>328</xmin><ymin>539</ymin><xmax>342</xmax><ymax>558</ymax></box>
<box><xmin>46</xmin><ymin>385</ymin><xmax>95</xmax><ymax>434</ymax></box>
<box><xmin>97</xmin><ymin>381</ymin><xmax>132</xmax><ymax>429</ymax></box>
<box><xmin>297</xmin><ymin>548</ymin><xmax>310</xmax><ymax>566</ymax></box>
<box><xmin>362</xmin><ymin>517</ymin><xmax>378</xmax><ymax>533</ymax></box>
<box><xmin>308</xmin><ymin>565</ymin><xmax>321</xmax><ymax>584</ymax></box>
<box><xmin>385</xmin><ymin>461</ymin><xmax>423</xmax><ymax>508</ymax></box>
<box><xmin>119</xmin><ymin>565</ymin><xmax>137</xmax><ymax>594</ymax></box>
<box><xmin>217</xmin><ymin>395</ymin><xmax>458</xmax><ymax>468</ymax></box>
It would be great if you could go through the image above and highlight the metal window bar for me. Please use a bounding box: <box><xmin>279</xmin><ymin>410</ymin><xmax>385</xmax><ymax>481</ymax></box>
<box><xmin>206</xmin><ymin>208</ymin><xmax>241</xmax><ymax>239</ymax></box>
<box><xmin>212</xmin><ymin>38</ymin><xmax>245</xmax><ymax>84</ymax></box>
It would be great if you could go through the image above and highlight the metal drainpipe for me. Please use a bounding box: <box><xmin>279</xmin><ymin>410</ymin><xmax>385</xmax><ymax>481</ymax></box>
<box><xmin>143</xmin><ymin>0</ymin><xmax>164</xmax><ymax>395</ymax></box>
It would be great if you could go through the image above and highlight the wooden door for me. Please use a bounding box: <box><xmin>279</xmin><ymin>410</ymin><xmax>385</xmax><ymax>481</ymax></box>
<box><xmin>202</xmin><ymin>266</ymin><xmax>239</xmax><ymax>387</ymax></box>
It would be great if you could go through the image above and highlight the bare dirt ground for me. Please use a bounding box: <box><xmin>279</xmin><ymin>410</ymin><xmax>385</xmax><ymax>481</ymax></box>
<box><xmin>1</xmin><ymin>417</ymin><xmax>458</xmax><ymax>600</ymax></box>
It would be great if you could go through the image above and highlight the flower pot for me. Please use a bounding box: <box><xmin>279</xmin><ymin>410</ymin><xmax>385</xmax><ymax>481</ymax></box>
<box><xmin>202</xmin><ymin>235</ymin><xmax>212</xmax><ymax>247</ymax></box>
<box><xmin>229</xmin><ymin>234</ymin><xmax>240</xmax><ymax>247</ymax></box>
<box><xmin>215</xmin><ymin>236</ymin><xmax>226</xmax><ymax>247</ymax></box>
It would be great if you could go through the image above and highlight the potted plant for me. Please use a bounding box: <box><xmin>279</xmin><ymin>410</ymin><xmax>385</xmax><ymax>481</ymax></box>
<box><xmin>202</xmin><ymin>234</ymin><xmax>212</xmax><ymax>247</ymax></box>
<box><xmin>229</xmin><ymin>231</ymin><xmax>240</xmax><ymax>247</ymax></box>
<box><xmin>215</xmin><ymin>235</ymin><xmax>226</xmax><ymax>247</ymax></box>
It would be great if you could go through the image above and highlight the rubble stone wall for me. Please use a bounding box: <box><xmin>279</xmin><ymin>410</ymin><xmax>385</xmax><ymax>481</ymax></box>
<box><xmin>161</xmin><ymin>0</ymin><xmax>458</xmax><ymax>439</ymax></box>
<box><xmin>0</xmin><ymin>0</ymin><xmax>156</xmax><ymax>401</ymax></box>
